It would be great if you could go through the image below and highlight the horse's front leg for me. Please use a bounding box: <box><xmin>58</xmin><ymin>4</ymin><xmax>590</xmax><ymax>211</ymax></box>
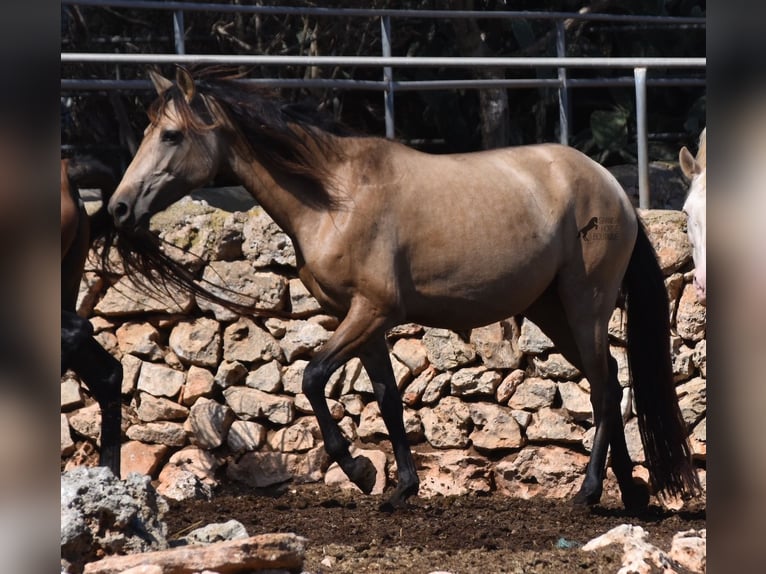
<box><xmin>360</xmin><ymin>337</ymin><xmax>419</xmax><ymax>511</ymax></box>
<box><xmin>302</xmin><ymin>298</ymin><xmax>389</xmax><ymax>495</ymax></box>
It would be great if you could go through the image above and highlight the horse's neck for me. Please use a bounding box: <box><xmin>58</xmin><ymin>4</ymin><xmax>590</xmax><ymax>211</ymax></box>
<box><xmin>229</xmin><ymin>144</ymin><xmax>335</xmax><ymax>241</ymax></box>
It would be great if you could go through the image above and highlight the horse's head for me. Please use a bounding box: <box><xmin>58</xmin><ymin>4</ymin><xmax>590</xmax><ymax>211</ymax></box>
<box><xmin>109</xmin><ymin>68</ymin><xmax>228</xmax><ymax>230</ymax></box>
<box><xmin>679</xmin><ymin>128</ymin><xmax>707</xmax><ymax>305</ymax></box>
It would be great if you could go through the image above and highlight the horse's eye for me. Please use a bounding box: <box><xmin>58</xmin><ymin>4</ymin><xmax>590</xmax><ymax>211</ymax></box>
<box><xmin>161</xmin><ymin>129</ymin><xmax>183</xmax><ymax>144</ymax></box>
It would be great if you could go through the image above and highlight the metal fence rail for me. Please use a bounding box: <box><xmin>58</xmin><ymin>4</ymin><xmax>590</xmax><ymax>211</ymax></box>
<box><xmin>61</xmin><ymin>2</ymin><xmax>706</xmax><ymax>207</ymax></box>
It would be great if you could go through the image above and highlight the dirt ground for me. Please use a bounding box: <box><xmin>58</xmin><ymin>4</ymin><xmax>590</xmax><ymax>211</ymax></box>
<box><xmin>165</xmin><ymin>481</ymin><xmax>706</xmax><ymax>574</ymax></box>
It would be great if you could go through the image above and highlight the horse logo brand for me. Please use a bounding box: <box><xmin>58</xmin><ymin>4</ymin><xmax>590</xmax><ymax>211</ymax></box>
<box><xmin>577</xmin><ymin>216</ymin><xmax>618</xmax><ymax>241</ymax></box>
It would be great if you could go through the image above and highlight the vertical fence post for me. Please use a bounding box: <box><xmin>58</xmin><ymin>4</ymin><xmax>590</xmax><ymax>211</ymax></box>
<box><xmin>173</xmin><ymin>10</ymin><xmax>186</xmax><ymax>55</ymax></box>
<box><xmin>381</xmin><ymin>15</ymin><xmax>394</xmax><ymax>139</ymax></box>
<box><xmin>556</xmin><ymin>19</ymin><xmax>569</xmax><ymax>146</ymax></box>
<box><xmin>634</xmin><ymin>67</ymin><xmax>649</xmax><ymax>209</ymax></box>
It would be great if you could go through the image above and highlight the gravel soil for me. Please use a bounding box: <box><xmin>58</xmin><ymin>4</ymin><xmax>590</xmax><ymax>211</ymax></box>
<box><xmin>165</xmin><ymin>482</ymin><xmax>706</xmax><ymax>573</ymax></box>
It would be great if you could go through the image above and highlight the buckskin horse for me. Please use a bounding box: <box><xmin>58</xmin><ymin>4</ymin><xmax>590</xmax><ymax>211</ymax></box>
<box><xmin>679</xmin><ymin>128</ymin><xmax>707</xmax><ymax>305</ymax></box>
<box><xmin>107</xmin><ymin>67</ymin><xmax>699</xmax><ymax>510</ymax></box>
<box><xmin>61</xmin><ymin>157</ymin><xmax>122</xmax><ymax>475</ymax></box>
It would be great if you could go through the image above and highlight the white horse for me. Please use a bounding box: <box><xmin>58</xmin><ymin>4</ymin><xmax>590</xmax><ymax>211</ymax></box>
<box><xmin>679</xmin><ymin>128</ymin><xmax>706</xmax><ymax>304</ymax></box>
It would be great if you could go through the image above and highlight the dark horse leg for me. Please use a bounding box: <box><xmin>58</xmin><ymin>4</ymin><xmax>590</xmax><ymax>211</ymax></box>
<box><xmin>360</xmin><ymin>337</ymin><xmax>419</xmax><ymax>510</ymax></box>
<box><xmin>525</xmin><ymin>282</ymin><xmax>648</xmax><ymax>511</ymax></box>
<box><xmin>303</xmin><ymin>298</ymin><xmax>389</xmax><ymax>496</ymax></box>
<box><xmin>62</xmin><ymin>310</ymin><xmax>123</xmax><ymax>476</ymax></box>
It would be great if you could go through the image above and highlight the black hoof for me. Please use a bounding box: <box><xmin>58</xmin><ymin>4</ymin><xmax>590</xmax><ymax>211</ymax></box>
<box><xmin>347</xmin><ymin>455</ymin><xmax>377</xmax><ymax>495</ymax></box>
<box><xmin>378</xmin><ymin>480</ymin><xmax>419</xmax><ymax>513</ymax></box>
<box><xmin>621</xmin><ymin>479</ymin><xmax>650</xmax><ymax>512</ymax></box>
<box><xmin>572</xmin><ymin>487</ymin><xmax>602</xmax><ymax>507</ymax></box>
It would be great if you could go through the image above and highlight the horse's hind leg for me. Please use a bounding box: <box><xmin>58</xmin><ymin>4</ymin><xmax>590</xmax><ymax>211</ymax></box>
<box><xmin>359</xmin><ymin>336</ymin><xmax>419</xmax><ymax>510</ymax></box>
<box><xmin>302</xmin><ymin>298</ymin><xmax>392</xmax><ymax>496</ymax></box>
<box><xmin>69</xmin><ymin>336</ymin><xmax>123</xmax><ymax>476</ymax></box>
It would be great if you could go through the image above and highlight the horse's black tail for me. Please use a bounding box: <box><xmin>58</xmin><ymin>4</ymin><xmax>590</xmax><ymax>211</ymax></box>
<box><xmin>624</xmin><ymin>221</ymin><xmax>701</xmax><ymax>499</ymax></box>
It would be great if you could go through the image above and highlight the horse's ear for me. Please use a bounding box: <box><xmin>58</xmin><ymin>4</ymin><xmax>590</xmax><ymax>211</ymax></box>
<box><xmin>148</xmin><ymin>70</ymin><xmax>173</xmax><ymax>95</ymax></box>
<box><xmin>176</xmin><ymin>67</ymin><xmax>196</xmax><ymax>103</ymax></box>
<box><xmin>679</xmin><ymin>146</ymin><xmax>700</xmax><ymax>180</ymax></box>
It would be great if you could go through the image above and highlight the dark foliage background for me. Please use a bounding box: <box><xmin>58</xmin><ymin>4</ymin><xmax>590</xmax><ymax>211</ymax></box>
<box><xmin>61</xmin><ymin>0</ymin><xmax>705</xmax><ymax>174</ymax></box>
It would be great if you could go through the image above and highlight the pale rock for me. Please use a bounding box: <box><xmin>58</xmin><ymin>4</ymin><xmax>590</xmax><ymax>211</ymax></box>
<box><xmin>94</xmin><ymin>330</ymin><xmax>120</xmax><ymax>359</ymax></box>
<box><xmin>557</xmin><ymin>381</ymin><xmax>593</xmax><ymax>423</ymax></box>
<box><xmin>420</xmin><ymin>396</ymin><xmax>472</xmax><ymax>448</ymax></box>
<box><xmin>450</xmin><ymin>366</ymin><xmax>502</xmax><ymax>399</ymax></box>
<box><xmin>120</xmin><ymin>441</ymin><xmax>169</xmax><ymax>479</ymax></box>
<box><xmin>214</xmin><ymin>359</ymin><xmax>248</xmax><ymax>388</ymax></box>
<box><xmin>402</xmin><ymin>367</ymin><xmax>436</xmax><ymax>407</ymax></box>
<box><xmin>611</xmin><ymin>345</ymin><xmax>631</xmax><ymax>387</ymax></box>
<box><xmin>181</xmin><ymin>519</ymin><xmax>249</xmax><ymax>545</ymax></box>
<box><xmin>669</xmin><ymin>529</ymin><xmax>706</xmax><ymax>572</ymax></box>
<box><xmin>280</xmin><ymin>359</ymin><xmax>307</xmax><ymax>395</ymax></box>
<box><xmin>188</xmin><ymin>397</ymin><xmax>236</xmax><ymax>449</ymax></box>
<box><xmin>289</xmin><ymin>277</ymin><xmax>323</xmax><ymax>315</ymax></box>
<box><xmin>692</xmin><ymin>339</ymin><xmax>706</xmax><ymax>378</ymax></box>
<box><xmin>197</xmin><ymin>262</ymin><xmax>288</xmax><ymax>321</ymax></box>
<box><xmin>518</xmin><ymin>319</ymin><xmax>554</xmax><ymax>354</ymax></box>
<box><xmin>168</xmin><ymin>317</ymin><xmax>221</xmax><ymax>368</ymax></box>
<box><xmin>690</xmin><ymin>417</ymin><xmax>706</xmax><ymax>459</ymax></box>
<box><xmin>223</xmin><ymin>386</ymin><xmax>295</xmax><ymax>424</ymax></box>
<box><xmin>357</xmin><ymin>402</ymin><xmax>423</xmax><ymax>443</ymax></box>
<box><xmin>166</xmin><ymin>446</ymin><xmax>221</xmax><ymax>486</ymax></box>
<box><xmin>77</xmin><ymin>271</ymin><xmax>105</xmax><ymax>316</ymax></box>
<box><xmin>470</xmin><ymin>319</ymin><xmax>523</xmax><ymax>369</ymax></box>
<box><xmin>670</xmin><ymin>336</ymin><xmax>695</xmax><ymax>382</ymax></box>
<box><xmin>391</xmin><ymin>353</ymin><xmax>412</xmax><ymax>390</ymax></box>
<box><xmin>61</xmin><ymin>467</ymin><xmax>169</xmax><ymax>574</ymax></box>
<box><xmin>468</xmin><ymin>402</ymin><xmax>524</xmax><ymax>451</ymax></box>
<box><xmin>68</xmin><ymin>403</ymin><xmax>101</xmax><ymax>442</ymax></box>
<box><xmin>339</xmin><ymin>394</ymin><xmax>365</xmax><ymax>417</ymax></box>
<box><xmin>422</xmin><ymin>328</ymin><xmax>476</xmax><ymax>370</ymax></box>
<box><xmin>526</xmin><ymin>407</ymin><xmax>584</xmax><ymax>443</ymax></box>
<box><xmin>676</xmin><ymin>283</ymin><xmax>706</xmax><ymax>341</ymax></box>
<box><xmin>81</xmin><ymin>533</ymin><xmax>307</xmax><ymax>574</ymax></box>
<box><xmin>495</xmin><ymin>445</ymin><xmax>589</xmax><ymax>499</ymax></box>
<box><xmin>344</xmin><ymin>358</ymin><xmax>373</xmax><ymax>394</ymax></box>
<box><xmin>417</xmin><ymin>450</ymin><xmax>492</xmax><ymax>497</ymax></box>
<box><xmin>496</xmin><ymin>369</ymin><xmax>524</xmax><ymax>404</ymax></box>
<box><xmin>386</xmin><ymin>323</ymin><xmax>425</xmax><ymax>339</ymax></box>
<box><xmin>677</xmin><ymin>377</ymin><xmax>706</xmax><ymax>427</ymax></box>
<box><xmin>294</xmin><ymin>393</ymin><xmax>344</xmax><ymax>420</ymax></box>
<box><xmin>227</xmin><ymin>420</ymin><xmax>267</xmax><ymax>453</ymax></box>
<box><xmin>422</xmin><ymin>372</ymin><xmax>451</xmax><ymax>405</ymax></box>
<box><xmin>339</xmin><ymin>416</ymin><xmax>358</xmax><ymax>442</ymax></box>
<box><xmin>121</xmin><ymin>353</ymin><xmax>142</xmax><ymax>395</ymax></box>
<box><xmin>392</xmin><ymin>337</ymin><xmax>429</xmax><ymax>376</ymax></box>
<box><xmin>126</xmin><ymin>421</ymin><xmax>187</xmax><ymax>447</ymax></box>
<box><xmin>242</xmin><ymin>208</ymin><xmax>297</xmax><ymax>267</ymax></box>
<box><xmin>116</xmin><ymin>322</ymin><xmax>164</xmax><ymax>361</ymax></box>
<box><xmin>61</xmin><ymin>413</ymin><xmax>75</xmax><ymax>456</ymax></box>
<box><xmin>180</xmin><ymin>365</ymin><xmax>215</xmax><ymax>406</ymax></box>
<box><xmin>325</xmin><ymin>447</ymin><xmax>387</xmax><ymax>495</ymax></box>
<box><xmin>223</xmin><ymin>318</ymin><xmax>284</xmax><ymax>363</ymax></box>
<box><xmin>665</xmin><ymin>272</ymin><xmax>685</xmax><ymax>318</ymax></box>
<box><xmin>227</xmin><ymin>449</ymin><xmax>326</xmax><ymax>487</ymax></box>
<box><xmin>531</xmin><ymin>353</ymin><xmax>581</xmax><ymax>380</ymax></box>
<box><xmin>608</xmin><ymin>307</ymin><xmax>627</xmax><ymax>344</ymax></box>
<box><xmin>268</xmin><ymin>418</ymin><xmax>317</xmax><ymax>452</ymax></box>
<box><xmin>507</xmin><ymin>377</ymin><xmax>556</xmax><ymax>410</ymax></box>
<box><xmin>95</xmin><ymin>275</ymin><xmax>193</xmax><ymax>316</ymax></box>
<box><xmin>61</xmin><ymin>376</ymin><xmax>83</xmax><ymax>410</ymax></box>
<box><xmin>640</xmin><ymin>209</ymin><xmax>692</xmax><ymax>274</ymax></box>
<box><xmin>137</xmin><ymin>362</ymin><xmax>185</xmax><ymax>399</ymax></box>
<box><xmin>510</xmin><ymin>409</ymin><xmax>533</xmax><ymax>429</ymax></box>
<box><xmin>136</xmin><ymin>392</ymin><xmax>189</xmax><ymax>422</ymax></box>
<box><xmin>280</xmin><ymin>320</ymin><xmax>332</xmax><ymax>362</ymax></box>
<box><xmin>264</xmin><ymin>317</ymin><xmax>289</xmax><ymax>338</ymax></box>
<box><xmin>246</xmin><ymin>360</ymin><xmax>282</xmax><ymax>392</ymax></box>
<box><xmin>156</xmin><ymin>466</ymin><xmax>212</xmax><ymax>502</ymax></box>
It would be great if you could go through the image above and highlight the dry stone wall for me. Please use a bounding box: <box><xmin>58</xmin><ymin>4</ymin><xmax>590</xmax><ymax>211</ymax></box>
<box><xmin>61</xmin><ymin>191</ymin><xmax>706</xmax><ymax>504</ymax></box>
